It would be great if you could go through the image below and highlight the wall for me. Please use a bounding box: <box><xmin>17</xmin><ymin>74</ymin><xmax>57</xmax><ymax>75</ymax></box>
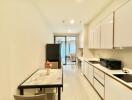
<box><xmin>84</xmin><ymin>0</ymin><xmax>132</xmax><ymax>69</ymax></box>
<box><xmin>0</xmin><ymin>0</ymin><xmax>53</xmax><ymax>100</ymax></box>
<box><xmin>77</xmin><ymin>48</ymin><xmax>83</xmax><ymax>57</ymax></box>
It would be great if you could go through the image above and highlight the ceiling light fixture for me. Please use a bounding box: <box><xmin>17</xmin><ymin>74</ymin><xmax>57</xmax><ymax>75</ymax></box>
<box><xmin>70</xmin><ymin>19</ymin><xmax>75</xmax><ymax>24</ymax></box>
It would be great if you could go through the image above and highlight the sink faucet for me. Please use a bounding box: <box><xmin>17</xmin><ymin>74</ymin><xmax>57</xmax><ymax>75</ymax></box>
<box><xmin>122</xmin><ymin>68</ymin><xmax>129</xmax><ymax>74</ymax></box>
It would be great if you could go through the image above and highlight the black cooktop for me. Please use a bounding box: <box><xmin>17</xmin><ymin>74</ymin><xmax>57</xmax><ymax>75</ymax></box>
<box><xmin>114</xmin><ymin>74</ymin><xmax>132</xmax><ymax>82</ymax></box>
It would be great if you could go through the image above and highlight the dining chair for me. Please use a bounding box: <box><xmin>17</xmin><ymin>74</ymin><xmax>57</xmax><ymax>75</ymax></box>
<box><xmin>14</xmin><ymin>94</ymin><xmax>47</xmax><ymax>100</ymax></box>
<box><xmin>46</xmin><ymin>93</ymin><xmax>57</xmax><ymax>100</ymax></box>
<box><xmin>50</xmin><ymin>61</ymin><xmax>59</xmax><ymax>69</ymax></box>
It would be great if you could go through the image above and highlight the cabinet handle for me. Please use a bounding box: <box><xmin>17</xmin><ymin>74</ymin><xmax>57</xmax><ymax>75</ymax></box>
<box><xmin>94</xmin><ymin>76</ymin><xmax>104</xmax><ymax>87</ymax></box>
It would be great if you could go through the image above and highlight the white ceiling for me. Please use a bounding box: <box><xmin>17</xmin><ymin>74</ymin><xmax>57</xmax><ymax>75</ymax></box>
<box><xmin>33</xmin><ymin>0</ymin><xmax>113</xmax><ymax>33</ymax></box>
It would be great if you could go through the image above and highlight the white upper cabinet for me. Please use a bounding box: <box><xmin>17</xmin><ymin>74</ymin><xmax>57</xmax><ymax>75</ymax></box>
<box><xmin>88</xmin><ymin>13</ymin><xmax>114</xmax><ymax>49</ymax></box>
<box><xmin>94</xmin><ymin>24</ymin><xmax>101</xmax><ymax>48</ymax></box>
<box><xmin>79</xmin><ymin>32</ymin><xmax>84</xmax><ymax>48</ymax></box>
<box><xmin>88</xmin><ymin>29</ymin><xmax>94</xmax><ymax>48</ymax></box>
<box><xmin>88</xmin><ymin>24</ymin><xmax>100</xmax><ymax>49</ymax></box>
<box><xmin>114</xmin><ymin>0</ymin><xmax>132</xmax><ymax>47</ymax></box>
<box><xmin>100</xmin><ymin>13</ymin><xmax>114</xmax><ymax>49</ymax></box>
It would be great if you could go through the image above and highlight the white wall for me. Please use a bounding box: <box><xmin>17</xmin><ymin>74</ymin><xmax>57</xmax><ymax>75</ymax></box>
<box><xmin>0</xmin><ymin>0</ymin><xmax>53</xmax><ymax>100</ymax></box>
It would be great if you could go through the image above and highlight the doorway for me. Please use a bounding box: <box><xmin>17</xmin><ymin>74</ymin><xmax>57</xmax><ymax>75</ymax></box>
<box><xmin>54</xmin><ymin>36</ymin><xmax>76</xmax><ymax>65</ymax></box>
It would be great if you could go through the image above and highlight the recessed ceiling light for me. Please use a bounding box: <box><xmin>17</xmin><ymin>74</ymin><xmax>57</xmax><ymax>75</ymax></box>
<box><xmin>70</xmin><ymin>19</ymin><xmax>75</xmax><ymax>24</ymax></box>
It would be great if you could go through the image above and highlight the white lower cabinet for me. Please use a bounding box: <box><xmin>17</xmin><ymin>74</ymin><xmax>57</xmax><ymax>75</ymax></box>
<box><xmin>94</xmin><ymin>78</ymin><xmax>104</xmax><ymax>99</ymax></box>
<box><xmin>94</xmin><ymin>68</ymin><xmax>105</xmax><ymax>99</ymax></box>
<box><xmin>82</xmin><ymin>61</ymin><xmax>94</xmax><ymax>85</ymax></box>
<box><xmin>84</xmin><ymin>61</ymin><xmax>87</xmax><ymax>76</ymax></box>
<box><xmin>82</xmin><ymin>61</ymin><xmax>86</xmax><ymax>74</ymax></box>
<box><xmin>85</xmin><ymin>62</ymin><xmax>94</xmax><ymax>85</ymax></box>
<box><xmin>81</xmin><ymin>61</ymin><xmax>84</xmax><ymax>73</ymax></box>
<box><xmin>82</xmin><ymin>61</ymin><xmax>88</xmax><ymax>76</ymax></box>
<box><xmin>88</xmin><ymin>64</ymin><xmax>94</xmax><ymax>85</ymax></box>
<box><xmin>82</xmin><ymin>62</ymin><xmax>132</xmax><ymax>100</ymax></box>
<box><xmin>105</xmin><ymin>75</ymin><xmax>132</xmax><ymax>100</ymax></box>
<box><xmin>85</xmin><ymin>63</ymin><xmax>89</xmax><ymax>79</ymax></box>
<box><xmin>94</xmin><ymin>68</ymin><xmax>105</xmax><ymax>84</ymax></box>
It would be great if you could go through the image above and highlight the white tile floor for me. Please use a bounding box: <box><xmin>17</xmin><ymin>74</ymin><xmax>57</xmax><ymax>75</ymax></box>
<box><xmin>62</xmin><ymin>65</ymin><xmax>101</xmax><ymax>100</ymax></box>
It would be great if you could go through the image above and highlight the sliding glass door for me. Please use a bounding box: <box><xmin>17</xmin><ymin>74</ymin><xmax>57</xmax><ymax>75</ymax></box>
<box><xmin>54</xmin><ymin>36</ymin><xmax>76</xmax><ymax>65</ymax></box>
<box><xmin>66</xmin><ymin>37</ymin><xmax>76</xmax><ymax>64</ymax></box>
<box><xmin>55</xmin><ymin>36</ymin><xmax>66</xmax><ymax>64</ymax></box>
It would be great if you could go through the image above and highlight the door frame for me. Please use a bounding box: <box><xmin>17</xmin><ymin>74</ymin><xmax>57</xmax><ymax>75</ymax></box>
<box><xmin>54</xmin><ymin>35</ymin><xmax>77</xmax><ymax>65</ymax></box>
<box><xmin>54</xmin><ymin>36</ymin><xmax>67</xmax><ymax>65</ymax></box>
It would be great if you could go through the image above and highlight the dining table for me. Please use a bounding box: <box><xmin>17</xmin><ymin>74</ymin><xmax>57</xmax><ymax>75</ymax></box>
<box><xmin>18</xmin><ymin>68</ymin><xmax>63</xmax><ymax>100</ymax></box>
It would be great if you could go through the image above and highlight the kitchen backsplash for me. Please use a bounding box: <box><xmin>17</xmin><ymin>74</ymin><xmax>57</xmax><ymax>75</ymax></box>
<box><xmin>91</xmin><ymin>49</ymin><xmax>132</xmax><ymax>69</ymax></box>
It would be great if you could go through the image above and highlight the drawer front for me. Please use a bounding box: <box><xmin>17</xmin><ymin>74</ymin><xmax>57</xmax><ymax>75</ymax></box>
<box><xmin>94</xmin><ymin>67</ymin><xmax>105</xmax><ymax>79</ymax></box>
<box><xmin>84</xmin><ymin>61</ymin><xmax>88</xmax><ymax>76</ymax></box>
<box><xmin>85</xmin><ymin>65</ymin><xmax>89</xmax><ymax>79</ymax></box>
<box><xmin>81</xmin><ymin>61</ymin><xmax>84</xmax><ymax>73</ymax></box>
<box><xmin>89</xmin><ymin>65</ymin><xmax>94</xmax><ymax>84</ymax></box>
<box><xmin>94</xmin><ymin>78</ymin><xmax>104</xmax><ymax>99</ymax></box>
<box><xmin>94</xmin><ymin>72</ymin><xmax>104</xmax><ymax>85</ymax></box>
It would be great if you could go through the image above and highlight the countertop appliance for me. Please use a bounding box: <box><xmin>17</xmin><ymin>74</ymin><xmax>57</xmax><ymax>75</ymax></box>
<box><xmin>100</xmin><ymin>58</ymin><xmax>122</xmax><ymax>70</ymax></box>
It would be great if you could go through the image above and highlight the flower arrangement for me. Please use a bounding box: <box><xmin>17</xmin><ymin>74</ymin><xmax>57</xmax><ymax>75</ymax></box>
<box><xmin>45</xmin><ymin>60</ymin><xmax>52</xmax><ymax>75</ymax></box>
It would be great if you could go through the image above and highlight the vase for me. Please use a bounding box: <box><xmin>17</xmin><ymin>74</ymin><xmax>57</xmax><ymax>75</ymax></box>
<box><xmin>46</xmin><ymin>68</ymin><xmax>50</xmax><ymax>75</ymax></box>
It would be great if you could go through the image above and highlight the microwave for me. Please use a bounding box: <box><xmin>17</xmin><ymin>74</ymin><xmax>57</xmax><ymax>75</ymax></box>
<box><xmin>100</xmin><ymin>58</ymin><xmax>122</xmax><ymax>70</ymax></box>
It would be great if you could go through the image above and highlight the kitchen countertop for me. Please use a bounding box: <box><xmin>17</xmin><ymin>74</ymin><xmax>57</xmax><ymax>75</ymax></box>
<box><xmin>77</xmin><ymin>56</ymin><xmax>84</xmax><ymax>61</ymax></box>
<box><xmin>77</xmin><ymin>56</ymin><xmax>98</xmax><ymax>62</ymax></box>
<box><xmin>82</xmin><ymin>57</ymin><xmax>132</xmax><ymax>90</ymax></box>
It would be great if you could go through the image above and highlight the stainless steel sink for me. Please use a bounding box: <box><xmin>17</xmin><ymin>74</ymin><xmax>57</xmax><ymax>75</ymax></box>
<box><xmin>113</xmin><ymin>74</ymin><xmax>132</xmax><ymax>82</ymax></box>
